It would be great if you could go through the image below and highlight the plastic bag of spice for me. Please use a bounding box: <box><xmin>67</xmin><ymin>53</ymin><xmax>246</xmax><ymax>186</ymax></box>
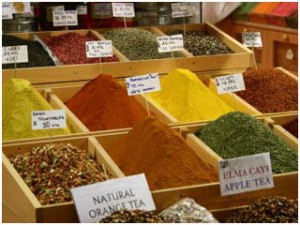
<box><xmin>159</xmin><ymin>198</ymin><xmax>219</xmax><ymax>223</ymax></box>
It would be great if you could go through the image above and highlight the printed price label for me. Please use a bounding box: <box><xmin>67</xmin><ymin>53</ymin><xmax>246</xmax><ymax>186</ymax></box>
<box><xmin>71</xmin><ymin>174</ymin><xmax>156</xmax><ymax>223</ymax></box>
<box><xmin>171</xmin><ymin>3</ymin><xmax>193</xmax><ymax>18</ymax></box>
<box><xmin>2</xmin><ymin>2</ymin><xmax>13</xmax><ymax>19</ymax></box>
<box><xmin>2</xmin><ymin>45</ymin><xmax>28</xmax><ymax>64</ymax></box>
<box><xmin>157</xmin><ymin>34</ymin><xmax>184</xmax><ymax>53</ymax></box>
<box><xmin>112</xmin><ymin>3</ymin><xmax>135</xmax><ymax>17</ymax></box>
<box><xmin>86</xmin><ymin>41</ymin><xmax>113</xmax><ymax>58</ymax></box>
<box><xmin>219</xmin><ymin>153</ymin><xmax>274</xmax><ymax>196</ymax></box>
<box><xmin>242</xmin><ymin>32</ymin><xmax>263</xmax><ymax>48</ymax></box>
<box><xmin>126</xmin><ymin>73</ymin><xmax>161</xmax><ymax>96</ymax></box>
<box><xmin>53</xmin><ymin>10</ymin><xmax>78</xmax><ymax>26</ymax></box>
<box><xmin>32</xmin><ymin>110</ymin><xmax>67</xmax><ymax>130</ymax></box>
<box><xmin>215</xmin><ymin>74</ymin><xmax>246</xmax><ymax>94</ymax></box>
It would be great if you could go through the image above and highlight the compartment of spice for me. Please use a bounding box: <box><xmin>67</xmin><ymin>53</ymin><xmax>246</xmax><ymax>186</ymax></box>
<box><xmin>2</xmin><ymin>34</ymin><xmax>56</xmax><ymax>69</ymax></box>
<box><xmin>48</xmin><ymin>74</ymin><xmax>177</xmax><ymax>133</ymax></box>
<box><xmin>3</xmin><ymin>136</ymin><xmax>124</xmax><ymax>222</ymax></box>
<box><xmin>35</xmin><ymin>30</ymin><xmax>125</xmax><ymax>65</ymax></box>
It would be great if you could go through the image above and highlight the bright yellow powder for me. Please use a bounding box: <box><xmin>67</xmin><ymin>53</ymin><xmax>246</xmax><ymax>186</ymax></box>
<box><xmin>3</xmin><ymin>79</ymin><xmax>73</xmax><ymax>141</ymax></box>
<box><xmin>147</xmin><ymin>68</ymin><xmax>234</xmax><ymax>122</ymax></box>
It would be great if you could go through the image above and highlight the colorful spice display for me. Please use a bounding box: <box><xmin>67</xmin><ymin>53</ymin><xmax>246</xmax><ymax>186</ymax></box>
<box><xmin>225</xmin><ymin>196</ymin><xmax>298</xmax><ymax>223</ymax></box>
<box><xmin>44</xmin><ymin>33</ymin><xmax>119</xmax><ymax>65</ymax></box>
<box><xmin>283</xmin><ymin>118</ymin><xmax>298</xmax><ymax>138</ymax></box>
<box><xmin>197</xmin><ymin>112</ymin><xmax>298</xmax><ymax>173</ymax></box>
<box><xmin>107</xmin><ymin>117</ymin><xmax>218</xmax><ymax>190</ymax></box>
<box><xmin>166</xmin><ymin>30</ymin><xmax>233</xmax><ymax>56</ymax></box>
<box><xmin>237</xmin><ymin>68</ymin><xmax>298</xmax><ymax>113</ymax></box>
<box><xmin>65</xmin><ymin>74</ymin><xmax>148</xmax><ymax>131</ymax></box>
<box><xmin>3</xmin><ymin>79</ymin><xmax>72</xmax><ymax>141</ymax></box>
<box><xmin>147</xmin><ymin>68</ymin><xmax>233</xmax><ymax>122</ymax></box>
<box><xmin>10</xmin><ymin>143</ymin><xmax>111</xmax><ymax>205</ymax></box>
<box><xmin>103</xmin><ymin>28</ymin><xmax>184</xmax><ymax>60</ymax></box>
<box><xmin>2</xmin><ymin>35</ymin><xmax>55</xmax><ymax>69</ymax></box>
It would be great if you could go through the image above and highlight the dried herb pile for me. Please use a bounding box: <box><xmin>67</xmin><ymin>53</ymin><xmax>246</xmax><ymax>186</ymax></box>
<box><xmin>166</xmin><ymin>29</ymin><xmax>233</xmax><ymax>56</ymax></box>
<box><xmin>103</xmin><ymin>28</ymin><xmax>184</xmax><ymax>60</ymax></box>
<box><xmin>237</xmin><ymin>68</ymin><xmax>298</xmax><ymax>113</ymax></box>
<box><xmin>283</xmin><ymin>118</ymin><xmax>298</xmax><ymax>138</ymax></box>
<box><xmin>2</xmin><ymin>35</ymin><xmax>55</xmax><ymax>69</ymax></box>
<box><xmin>225</xmin><ymin>196</ymin><xmax>298</xmax><ymax>223</ymax></box>
<box><xmin>197</xmin><ymin>112</ymin><xmax>298</xmax><ymax>173</ymax></box>
<box><xmin>10</xmin><ymin>143</ymin><xmax>111</xmax><ymax>205</ymax></box>
<box><xmin>44</xmin><ymin>33</ymin><xmax>119</xmax><ymax>65</ymax></box>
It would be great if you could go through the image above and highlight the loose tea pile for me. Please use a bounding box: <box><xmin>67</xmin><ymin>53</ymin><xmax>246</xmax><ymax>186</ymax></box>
<box><xmin>3</xmin><ymin>79</ymin><xmax>73</xmax><ymax>141</ymax></box>
<box><xmin>166</xmin><ymin>29</ymin><xmax>233</xmax><ymax>56</ymax></box>
<box><xmin>103</xmin><ymin>28</ymin><xmax>183</xmax><ymax>60</ymax></box>
<box><xmin>66</xmin><ymin>74</ymin><xmax>148</xmax><ymax>131</ymax></box>
<box><xmin>99</xmin><ymin>210</ymin><xmax>164</xmax><ymax>223</ymax></box>
<box><xmin>2</xmin><ymin>35</ymin><xmax>55</xmax><ymax>69</ymax></box>
<box><xmin>225</xmin><ymin>196</ymin><xmax>298</xmax><ymax>223</ymax></box>
<box><xmin>107</xmin><ymin>117</ymin><xmax>218</xmax><ymax>190</ymax></box>
<box><xmin>147</xmin><ymin>68</ymin><xmax>233</xmax><ymax>122</ymax></box>
<box><xmin>44</xmin><ymin>33</ymin><xmax>119</xmax><ymax>65</ymax></box>
<box><xmin>283</xmin><ymin>118</ymin><xmax>298</xmax><ymax>138</ymax></box>
<box><xmin>197</xmin><ymin>112</ymin><xmax>298</xmax><ymax>173</ymax></box>
<box><xmin>10</xmin><ymin>143</ymin><xmax>111</xmax><ymax>205</ymax></box>
<box><xmin>237</xmin><ymin>68</ymin><xmax>298</xmax><ymax>113</ymax></box>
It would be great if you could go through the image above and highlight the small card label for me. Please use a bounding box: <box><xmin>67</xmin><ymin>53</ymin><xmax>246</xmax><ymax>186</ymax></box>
<box><xmin>157</xmin><ymin>34</ymin><xmax>184</xmax><ymax>53</ymax></box>
<box><xmin>242</xmin><ymin>32</ymin><xmax>263</xmax><ymax>48</ymax></box>
<box><xmin>86</xmin><ymin>41</ymin><xmax>113</xmax><ymax>58</ymax></box>
<box><xmin>126</xmin><ymin>73</ymin><xmax>161</xmax><ymax>96</ymax></box>
<box><xmin>215</xmin><ymin>74</ymin><xmax>246</xmax><ymax>94</ymax></box>
<box><xmin>171</xmin><ymin>3</ymin><xmax>193</xmax><ymax>18</ymax></box>
<box><xmin>2</xmin><ymin>45</ymin><xmax>28</xmax><ymax>64</ymax></box>
<box><xmin>76</xmin><ymin>5</ymin><xmax>87</xmax><ymax>15</ymax></box>
<box><xmin>71</xmin><ymin>174</ymin><xmax>156</xmax><ymax>223</ymax></box>
<box><xmin>2</xmin><ymin>2</ymin><xmax>13</xmax><ymax>19</ymax></box>
<box><xmin>53</xmin><ymin>10</ymin><xmax>78</xmax><ymax>26</ymax></box>
<box><xmin>32</xmin><ymin>110</ymin><xmax>67</xmax><ymax>130</ymax></box>
<box><xmin>219</xmin><ymin>153</ymin><xmax>274</xmax><ymax>196</ymax></box>
<box><xmin>112</xmin><ymin>3</ymin><xmax>135</xmax><ymax>18</ymax></box>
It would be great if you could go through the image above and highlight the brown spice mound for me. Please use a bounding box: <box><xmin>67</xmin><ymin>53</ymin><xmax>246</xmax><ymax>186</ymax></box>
<box><xmin>283</xmin><ymin>118</ymin><xmax>298</xmax><ymax>138</ymax></box>
<box><xmin>66</xmin><ymin>74</ymin><xmax>148</xmax><ymax>131</ymax></box>
<box><xmin>237</xmin><ymin>68</ymin><xmax>298</xmax><ymax>113</ymax></box>
<box><xmin>107</xmin><ymin>117</ymin><xmax>218</xmax><ymax>190</ymax></box>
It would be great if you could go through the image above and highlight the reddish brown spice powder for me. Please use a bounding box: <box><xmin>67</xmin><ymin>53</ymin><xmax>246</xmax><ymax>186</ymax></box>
<box><xmin>65</xmin><ymin>74</ymin><xmax>148</xmax><ymax>131</ymax></box>
<box><xmin>44</xmin><ymin>33</ymin><xmax>119</xmax><ymax>65</ymax></box>
<box><xmin>283</xmin><ymin>118</ymin><xmax>298</xmax><ymax>138</ymax></box>
<box><xmin>237</xmin><ymin>68</ymin><xmax>298</xmax><ymax>113</ymax></box>
<box><xmin>107</xmin><ymin>117</ymin><xmax>218</xmax><ymax>190</ymax></box>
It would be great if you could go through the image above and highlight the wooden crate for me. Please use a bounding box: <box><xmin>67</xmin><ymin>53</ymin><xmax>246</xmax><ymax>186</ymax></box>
<box><xmin>2</xmin><ymin>136</ymin><xmax>124</xmax><ymax>223</ymax></box>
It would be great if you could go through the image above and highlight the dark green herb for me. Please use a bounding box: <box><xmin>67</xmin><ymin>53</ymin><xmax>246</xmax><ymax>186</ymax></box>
<box><xmin>196</xmin><ymin>112</ymin><xmax>297</xmax><ymax>173</ymax></box>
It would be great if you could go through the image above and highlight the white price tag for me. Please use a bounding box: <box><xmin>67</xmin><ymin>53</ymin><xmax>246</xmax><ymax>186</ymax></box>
<box><xmin>86</xmin><ymin>41</ymin><xmax>113</xmax><ymax>58</ymax></box>
<box><xmin>171</xmin><ymin>3</ymin><xmax>193</xmax><ymax>18</ymax></box>
<box><xmin>71</xmin><ymin>174</ymin><xmax>156</xmax><ymax>223</ymax></box>
<box><xmin>157</xmin><ymin>35</ymin><xmax>184</xmax><ymax>53</ymax></box>
<box><xmin>126</xmin><ymin>73</ymin><xmax>161</xmax><ymax>96</ymax></box>
<box><xmin>219</xmin><ymin>153</ymin><xmax>274</xmax><ymax>196</ymax></box>
<box><xmin>2</xmin><ymin>2</ymin><xmax>13</xmax><ymax>20</ymax></box>
<box><xmin>112</xmin><ymin>3</ymin><xmax>135</xmax><ymax>18</ymax></box>
<box><xmin>215</xmin><ymin>74</ymin><xmax>246</xmax><ymax>94</ymax></box>
<box><xmin>2</xmin><ymin>45</ymin><xmax>28</xmax><ymax>64</ymax></box>
<box><xmin>242</xmin><ymin>32</ymin><xmax>263</xmax><ymax>48</ymax></box>
<box><xmin>53</xmin><ymin>10</ymin><xmax>78</xmax><ymax>26</ymax></box>
<box><xmin>32</xmin><ymin>110</ymin><xmax>67</xmax><ymax>130</ymax></box>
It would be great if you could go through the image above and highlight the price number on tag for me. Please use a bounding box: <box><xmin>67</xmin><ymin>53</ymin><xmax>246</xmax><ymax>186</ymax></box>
<box><xmin>112</xmin><ymin>3</ymin><xmax>135</xmax><ymax>17</ymax></box>
<box><xmin>86</xmin><ymin>41</ymin><xmax>113</xmax><ymax>58</ymax></box>
<box><xmin>126</xmin><ymin>73</ymin><xmax>161</xmax><ymax>96</ymax></box>
<box><xmin>215</xmin><ymin>74</ymin><xmax>246</xmax><ymax>94</ymax></box>
<box><xmin>32</xmin><ymin>110</ymin><xmax>67</xmax><ymax>130</ymax></box>
<box><xmin>2</xmin><ymin>45</ymin><xmax>28</xmax><ymax>64</ymax></box>
<box><xmin>157</xmin><ymin>34</ymin><xmax>184</xmax><ymax>53</ymax></box>
<box><xmin>242</xmin><ymin>32</ymin><xmax>262</xmax><ymax>48</ymax></box>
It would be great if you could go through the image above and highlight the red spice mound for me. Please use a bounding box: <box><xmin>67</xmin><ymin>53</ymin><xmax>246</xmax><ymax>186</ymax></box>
<box><xmin>44</xmin><ymin>33</ymin><xmax>119</xmax><ymax>65</ymax></box>
<box><xmin>237</xmin><ymin>68</ymin><xmax>298</xmax><ymax>113</ymax></box>
<box><xmin>283</xmin><ymin>118</ymin><xmax>298</xmax><ymax>138</ymax></box>
<box><xmin>65</xmin><ymin>74</ymin><xmax>148</xmax><ymax>131</ymax></box>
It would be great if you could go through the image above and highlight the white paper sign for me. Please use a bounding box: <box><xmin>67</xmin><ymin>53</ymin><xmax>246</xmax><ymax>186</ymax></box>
<box><xmin>242</xmin><ymin>32</ymin><xmax>263</xmax><ymax>48</ymax></box>
<box><xmin>76</xmin><ymin>5</ymin><xmax>87</xmax><ymax>15</ymax></box>
<box><xmin>219</xmin><ymin>153</ymin><xmax>274</xmax><ymax>196</ymax></box>
<box><xmin>157</xmin><ymin>35</ymin><xmax>184</xmax><ymax>53</ymax></box>
<box><xmin>126</xmin><ymin>73</ymin><xmax>161</xmax><ymax>96</ymax></box>
<box><xmin>112</xmin><ymin>3</ymin><xmax>135</xmax><ymax>18</ymax></box>
<box><xmin>2</xmin><ymin>2</ymin><xmax>13</xmax><ymax>19</ymax></box>
<box><xmin>215</xmin><ymin>74</ymin><xmax>246</xmax><ymax>94</ymax></box>
<box><xmin>2</xmin><ymin>46</ymin><xmax>28</xmax><ymax>64</ymax></box>
<box><xmin>53</xmin><ymin>10</ymin><xmax>78</xmax><ymax>26</ymax></box>
<box><xmin>71</xmin><ymin>174</ymin><xmax>156</xmax><ymax>223</ymax></box>
<box><xmin>86</xmin><ymin>41</ymin><xmax>113</xmax><ymax>58</ymax></box>
<box><xmin>171</xmin><ymin>3</ymin><xmax>193</xmax><ymax>18</ymax></box>
<box><xmin>32</xmin><ymin>110</ymin><xmax>67</xmax><ymax>130</ymax></box>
